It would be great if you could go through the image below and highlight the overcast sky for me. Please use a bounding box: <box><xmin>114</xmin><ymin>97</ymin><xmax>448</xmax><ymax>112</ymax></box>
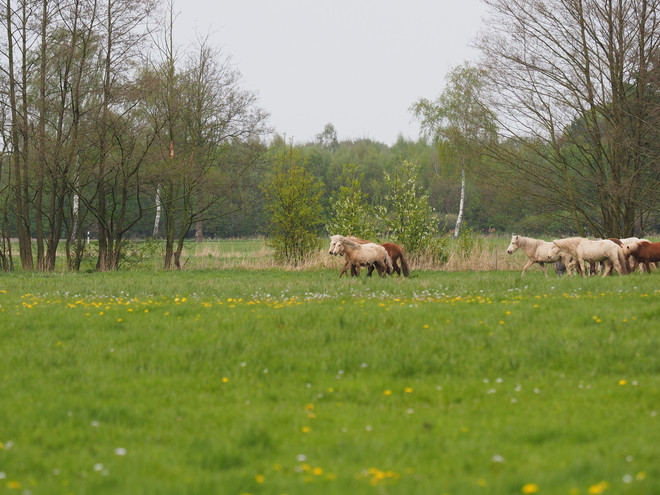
<box><xmin>174</xmin><ymin>0</ymin><xmax>488</xmax><ymax>146</ymax></box>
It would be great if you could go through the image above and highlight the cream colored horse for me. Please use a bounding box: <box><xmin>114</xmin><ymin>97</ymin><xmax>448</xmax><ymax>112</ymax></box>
<box><xmin>328</xmin><ymin>235</ymin><xmax>393</xmax><ymax>277</ymax></box>
<box><xmin>506</xmin><ymin>234</ymin><xmax>574</xmax><ymax>276</ymax></box>
<box><xmin>548</xmin><ymin>237</ymin><xmax>627</xmax><ymax>276</ymax></box>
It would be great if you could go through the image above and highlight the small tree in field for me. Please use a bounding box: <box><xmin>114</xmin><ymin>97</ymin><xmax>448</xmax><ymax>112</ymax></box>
<box><xmin>378</xmin><ymin>160</ymin><xmax>440</xmax><ymax>259</ymax></box>
<box><xmin>262</xmin><ymin>146</ymin><xmax>324</xmax><ymax>265</ymax></box>
<box><xmin>326</xmin><ymin>163</ymin><xmax>377</xmax><ymax>239</ymax></box>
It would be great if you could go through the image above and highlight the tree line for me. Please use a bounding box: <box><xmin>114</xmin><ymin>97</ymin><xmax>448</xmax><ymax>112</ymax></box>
<box><xmin>2</xmin><ymin>0</ymin><xmax>660</xmax><ymax>271</ymax></box>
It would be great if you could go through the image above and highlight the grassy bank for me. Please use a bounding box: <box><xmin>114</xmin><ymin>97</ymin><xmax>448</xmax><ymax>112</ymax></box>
<box><xmin>1</xmin><ymin>270</ymin><xmax>659</xmax><ymax>494</ymax></box>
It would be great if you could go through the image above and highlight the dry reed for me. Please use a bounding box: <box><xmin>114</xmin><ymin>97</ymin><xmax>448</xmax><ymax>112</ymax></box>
<box><xmin>180</xmin><ymin>237</ymin><xmax>525</xmax><ymax>273</ymax></box>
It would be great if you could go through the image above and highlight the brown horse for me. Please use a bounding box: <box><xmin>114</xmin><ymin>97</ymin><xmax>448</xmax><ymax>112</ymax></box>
<box><xmin>340</xmin><ymin>237</ymin><xmax>410</xmax><ymax>277</ymax></box>
<box><xmin>379</xmin><ymin>242</ymin><xmax>410</xmax><ymax>277</ymax></box>
<box><xmin>622</xmin><ymin>240</ymin><xmax>660</xmax><ymax>273</ymax></box>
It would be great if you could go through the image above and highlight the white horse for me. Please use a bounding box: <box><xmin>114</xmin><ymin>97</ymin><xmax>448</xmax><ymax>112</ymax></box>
<box><xmin>328</xmin><ymin>235</ymin><xmax>393</xmax><ymax>278</ymax></box>
<box><xmin>548</xmin><ymin>237</ymin><xmax>628</xmax><ymax>277</ymax></box>
<box><xmin>506</xmin><ymin>234</ymin><xmax>574</xmax><ymax>276</ymax></box>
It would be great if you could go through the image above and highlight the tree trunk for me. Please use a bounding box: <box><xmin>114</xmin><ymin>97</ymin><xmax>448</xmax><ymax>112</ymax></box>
<box><xmin>6</xmin><ymin>0</ymin><xmax>33</xmax><ymax>271</ymax></box>
<box><xmin>454</xmin><ymin>166</ymin><xmax>466</xmax><ymax>238</ymax></box>
<box><xmin>153</xmin><ymin>184</ymin><xmax>161</xmax><ymax>237</ymax></box>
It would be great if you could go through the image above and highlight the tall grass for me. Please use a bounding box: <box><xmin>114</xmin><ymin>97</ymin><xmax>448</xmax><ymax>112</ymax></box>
<box><xmin>1</xmin><ymin>269</ymin><xmax>659</xmax><ymax>494</ymax></box>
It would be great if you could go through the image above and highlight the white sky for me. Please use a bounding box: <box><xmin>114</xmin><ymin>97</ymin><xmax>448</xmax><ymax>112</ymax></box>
<box><xmin>174</xmin><ymin>0</ymin><xmax>488</xmax><ymax>146</ymax></box>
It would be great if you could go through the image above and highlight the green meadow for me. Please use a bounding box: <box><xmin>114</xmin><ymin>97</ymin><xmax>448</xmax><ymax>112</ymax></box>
<box><xmin>1</xmin><ymin>268</ymin><xmax>659</xmax><ymax>494</ymax></box>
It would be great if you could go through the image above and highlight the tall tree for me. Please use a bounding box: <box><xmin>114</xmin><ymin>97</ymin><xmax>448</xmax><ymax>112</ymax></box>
<box><xmin>91</xmin><ymin>0</ymin><xmax>155</xmax><ymax>271</ymax></box>
<box><xmin>144</xmin><ymin>5</ymin><xmax>269</xmax><ymax>269</ymax></box>
<box><xmin>411</xmin><ymin>62</ymin><xmax>496</xmax><ymax>237</ymax></box>
<box><xmin>477</xmin><ymin>0</ymin><xmax>660</xmax><ymax>237</ymax></box>
<box><xmin>2</xmin><ymin>0</ymin><xmax>35</xmax><ymax>270</ymax></box>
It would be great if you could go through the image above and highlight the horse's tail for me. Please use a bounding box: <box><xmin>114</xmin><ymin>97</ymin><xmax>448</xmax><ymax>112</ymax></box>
<box><xmin>399</xmin><ymin>250</ymin><xmax>410</xmax><ymax>277</ymax></box>
<box><xmin>617</xmin><ymin>246</ymin><xmax>628</xmax><ymax>275</ymax></box>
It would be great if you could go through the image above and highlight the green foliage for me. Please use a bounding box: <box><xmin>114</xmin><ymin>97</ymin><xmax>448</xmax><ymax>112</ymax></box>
<box><xmin>261</xmin><ymin>146</ymin><xmax>325</xmax><ymax>265</ymax></box>
<box><xmin>378</xmin><ymin>160</ymin><xmax>442</xmax><ymax>257</ymax></box>
<box><xmin>456</xmin><ymin>224</ymin><xmax>483</xmax><ymax>258</ymax></box>
<box><xmin>326</xmin><ymin>164</ymin><xmax>378</xmax><ymax>238</ymax></box>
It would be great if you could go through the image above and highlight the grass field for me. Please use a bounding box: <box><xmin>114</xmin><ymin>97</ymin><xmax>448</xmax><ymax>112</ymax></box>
<box><xmin>1</xmin><ymin>267</ymin><xmax>660</xmax><ymax>494</ymax></box>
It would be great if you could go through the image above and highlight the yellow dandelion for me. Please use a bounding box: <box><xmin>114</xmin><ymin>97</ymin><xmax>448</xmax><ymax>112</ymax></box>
<box><xmin>305</xmin><ymin>403</ymin><xmax>314</xmax><ymax>410</ymax></box>
<box><xmin>587</xmin><ymin>481</ymin><xmax>609</xmax><ymax>494</ymax></box>
<box><xmin>313</xmin><ymin>467</ymin><xmax>323</xmax><ymax>476</ymax></box>
<box><xmin>404</xmin><ymin>387</ymin><xmax>413</xmax><ymax>393</ymax></box>
<box><xmin>422</xmin><ymin>324</ymin><xmax>429</xmax><ymax>328</ymax></box>
<box><xmin>255</xmin><ymin>474</ymin><xmax>265</xmax><ymax>483</ymax></box>
<box><xmin>301</xmin><ymin>426</ymin><xmax>310</xmax><ymax>433</ymax></box>
<box><xmin>522</xmin><ymin>483</ymin><xmax>539</xmax><ymax>494</ymax></box>
<box><xmin>222</xmin><ymin>377</ymin><xmax>229</xmax><ymax>383</ymax></box>
<box><xmin>477</xmin><ymin>478</ymin><xmax>487</xmax><ymax>487</ymax></box>
<box><xmin>383</xmin><ymin>390</ymin><xmax>392</xmax><ymax>395</ymax></box>
<box><xmin>7</xmin><ymin>481</ymin><xmax>22</xmax><ymax>489</ymax></box>
<box><xmin>619</xmin><ymin>379</ymin><xmax>627</xmax><ymax>385</ymax></box>
<box><xmin>117</xmin><ymin>318</ymin><xmax>123</xmax><ymax>322</ymax></box>
<box><xmin>636</xmin><ymin>472</ymin><xmax>646</xmax><ymax>480</ymax></box>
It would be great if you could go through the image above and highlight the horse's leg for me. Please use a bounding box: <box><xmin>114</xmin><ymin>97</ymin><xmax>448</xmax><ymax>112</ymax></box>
<box><xmin>376</xmin><ymin>260</ymin><xmax>387</xmax><ymax>277</ymax></box>
<box><xmin>351</xmin><ymin>262</ymin><xmax>359</xmax><ymax>277</ymax></box>
<box><xmin>520</xmin><ymin>259</ymin><xmax>535</xmax><ymax>276</ymax></box>
<box><xmin>339</xmin><ymin>259</ymin><xmax>351</xmax><ymax>278</ymax></box>
<box><xmin>538</xmin><ymin>262</ymin><xmax>548</xmax><ymax>277</ymax></box>
<box><xmin>603</xmin><ymin>260</ymin><xmax>614</xmax><ymax>277</ymax></box>
<box><xmin>391</xmin><ymin>257</ymin><xmax>401</xmax><ymax>276</ymax></box>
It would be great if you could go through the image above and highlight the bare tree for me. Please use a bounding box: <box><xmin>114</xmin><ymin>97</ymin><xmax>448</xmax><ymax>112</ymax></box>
<box><xmin>144</xmin><ymin>5</ymin><xmax>269</xmax><ymax>269</ymax></box>
<box><xmin>477</xmin><ymin>0</ymin><xmax>660</xmax><ymax>237</ymax></box>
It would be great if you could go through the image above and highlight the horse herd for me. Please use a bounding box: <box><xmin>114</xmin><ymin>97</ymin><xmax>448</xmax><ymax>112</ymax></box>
<box><xmin>327</xmin><ymin>233</ymin><xmax>660</xmax><ymax>279</ymax></box>
<box><xmin>328</xmin><ymin>235</ymin><xmax>410</xmax><ymax>278</ymax></box>
<box><xmin>507</xmin><ymin>234</ymin><xmax>660</xmax><ymax>277</ymax></box>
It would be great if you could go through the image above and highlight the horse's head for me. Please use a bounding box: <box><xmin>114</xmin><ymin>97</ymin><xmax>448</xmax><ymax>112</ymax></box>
<box><xmin>622</xmin><ymin>242</ymin><xmax>636</xmax><ymax>255</ymax></box>
<box><xmin>328</xmin><ymin>235</ymin><xmax>344</xmax><ymax>256</ymax></box>
<box><xmin>547</xmin><ymin>242</ymin><xmax>561</xmax><ymax>260</ymax></box>
<box><xmin>506</xmin><ymin>235</ymin><xmax>519</xmax><ymax>255</ymax></box>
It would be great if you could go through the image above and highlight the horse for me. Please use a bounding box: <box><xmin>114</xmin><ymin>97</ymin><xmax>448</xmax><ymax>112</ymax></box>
<box><xmin>328</xmin><ymin>236</ymin><xmax>374</xmax><ymax>277</ymax></box>
<box><xmin>622</xmin><ymin>240</ymin><xmax>660</xmax><ymax>273</ymax></box>
<box><xmin>380</xmin><ymin>242</ymin><xmax>410</xmax><ymax>277</ymax></box>
<box><xmin>331</xmin><ymin>237</ymin><xmax>410</xmax><ymax>278</ymax></box>
<box><xmin>328</xmin><ymin>235</ymin><xmax>392</xmax><ymax>278</ymax></box>
<box><xmin>348</xmin><ymin>238</ymin><xmax>409</xmax><ymax>277</ymax></box>
<box><xmin>548</xmin><ymin>237</ymin><xmax>627</xmax><ymax>277</ymax></box>
<box><xmin>617</xmin><ymin>237</ymin><xmax>650</xmax><ymax>272</ymax></box>
<box><xmin>506</xmin><ymin>234</ymin><xmax>575</xmax><ymax>276</ymax></box>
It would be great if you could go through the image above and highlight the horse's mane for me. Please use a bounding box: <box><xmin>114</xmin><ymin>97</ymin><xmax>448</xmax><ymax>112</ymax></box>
<box><xmin>341</xmin><ymin>237</ymin><xmax>360</xmax><ymax>249</ymax></box>
<box><xmin>515</xmin><ymin>235</ymin><xmax>544</xmax><ymax>248</ymax></box>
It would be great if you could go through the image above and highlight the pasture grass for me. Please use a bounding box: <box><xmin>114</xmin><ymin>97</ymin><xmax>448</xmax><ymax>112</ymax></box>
<box><xmin>1</xmin><ymin>269</ymin><xmax>659</xmax><ymax>494</ymax></box>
